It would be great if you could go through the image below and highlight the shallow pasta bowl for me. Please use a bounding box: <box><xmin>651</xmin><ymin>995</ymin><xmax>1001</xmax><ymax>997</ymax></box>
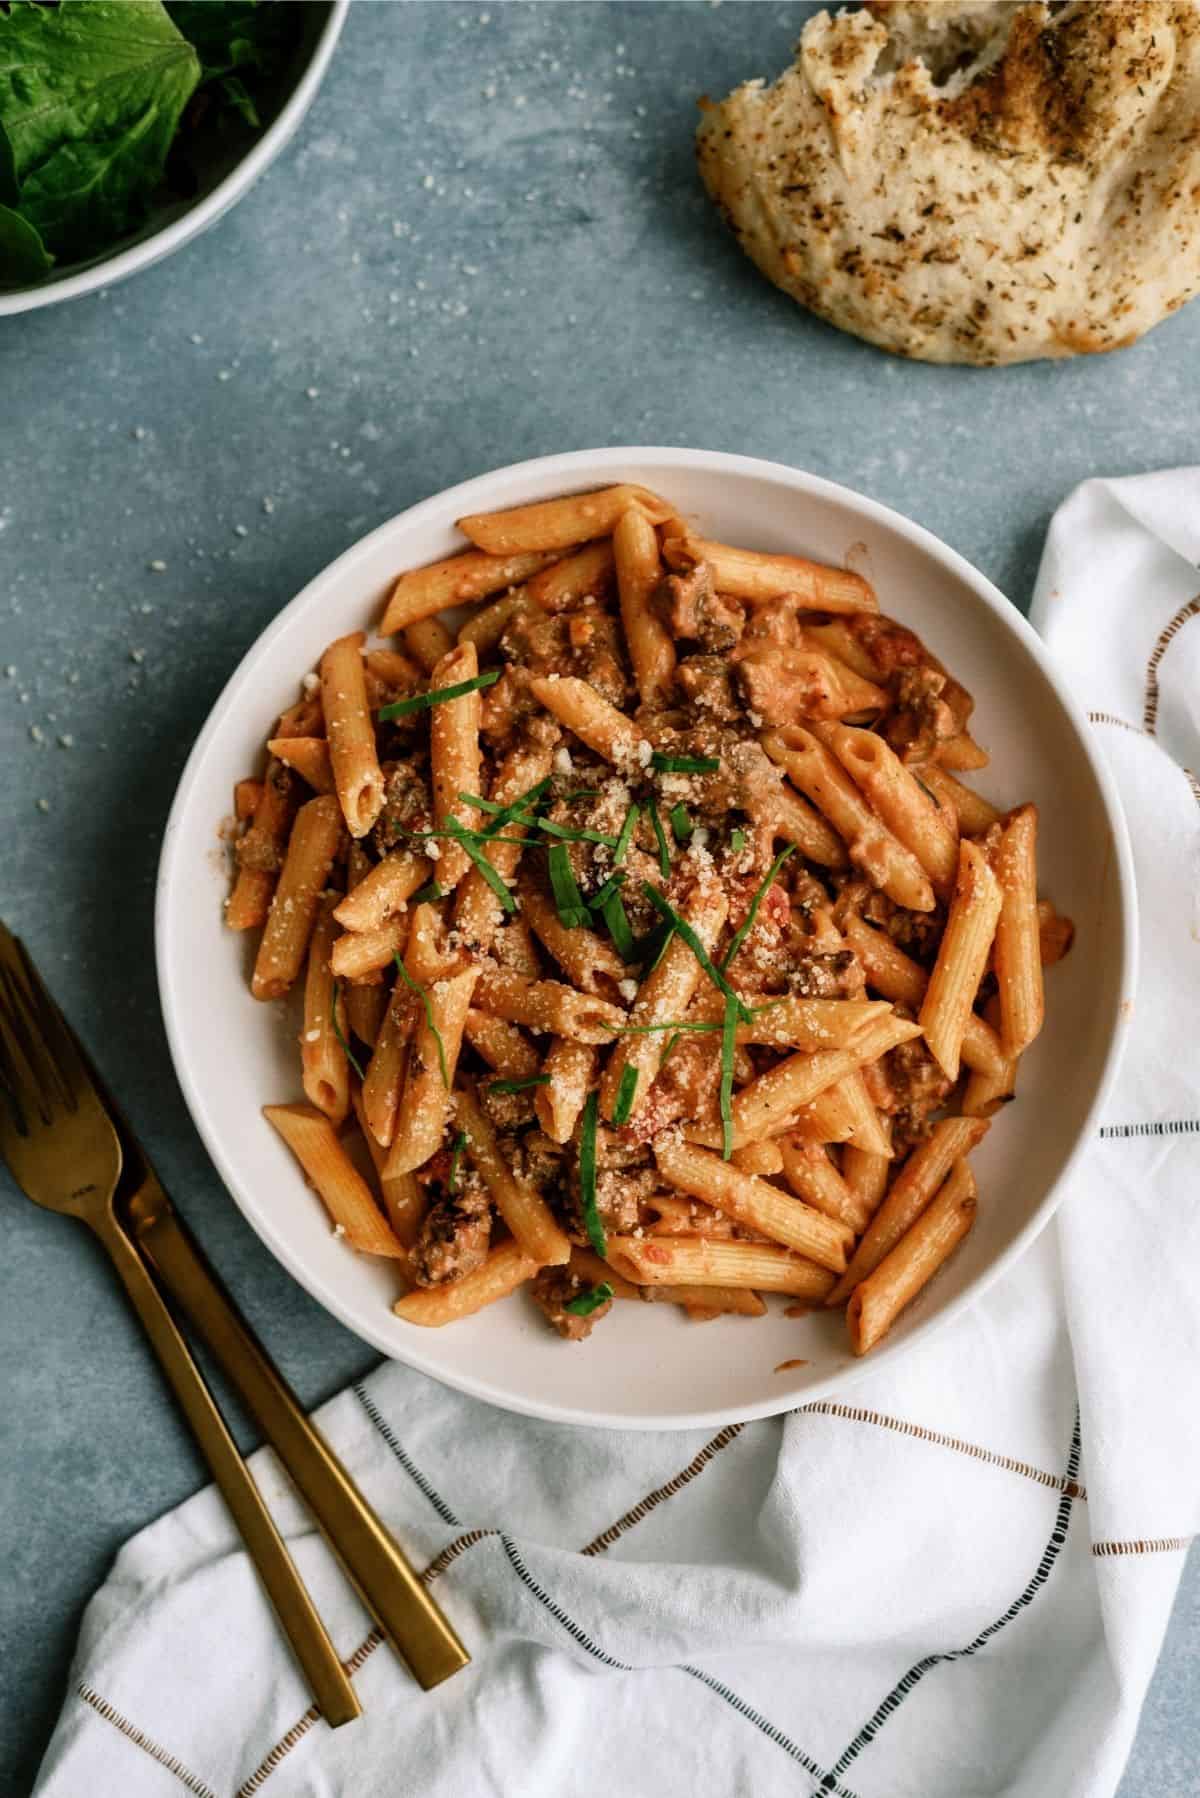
<box><xmin>156</xmin><ymin>448</ymin><xmax>1136</xmax><ymax>1430</ymax></box>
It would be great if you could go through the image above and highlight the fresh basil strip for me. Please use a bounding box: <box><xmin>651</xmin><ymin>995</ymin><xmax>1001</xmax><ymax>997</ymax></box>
<box><xmin>612</xmin><ymin>801</ymin><xmax>639</xmax><ymax>866</ymax></box>
<box><xmin>640</xmin><ymin>884</ymin><xmax>753</xmax><ymax>1022</ymax></box>
<box><xmin>409</xmin><ymin>879</ymin><xmax>445</xmax><ymax>907</ymax></box>
<box><xmin>393</xmin><ymin>954</ymin><xmax>450</xmax><ymax>1086</ymax></box>
<box><xmin>447</xmin><ymin>1129</ymin><xmax>468</xmax><ymax>1193</ymax></box>
<box><xmin>378</xmin><ymin>669</ymin><xmax>500</xmax><ymax>720</ymax></box>
<box><xmin>650</xmin><ymin>752</ymin><xmax>719</xmax><ymax>774</ymax></box>
<box><xmin>578</xmin><ymin>1091</ymin><xmax>605</xmax><ymax>1256</ymax></box>
<box><xmin>595</xmin><ymin>887</ymin><xmax>637</xmax><ymax>962</ymax></box>
<box><xmin>730</xmin><ymin>827</ymin><xmax>746</xmax><ymax>855</ymax></box>
<box><xmin>721</xmin><ymin>845</ymin><xmax>795</xmax><ymax>973</ymax></box>
<box><xmin>441</xmin><ymin>819</ymin><xmax>517</xmax><ymax>911</ymax></box>
<box><xmin>547</xmin><ymin>841</ymin><xmax>590</xmax><ymax>928</ymax></box>
<box><xmin>611</xmin><ymin>1064</ymin><xmax>639</xmax><ymax>1127</ymax></box>
<box><xmin>488</xmin><ymin>1075</ymin><xmax>550</xmax><ymax>1096</ymax></box>
<box><xmin>649</xmin><ymin>803</ymin><xmax>671</xmax><ymax>880</ymax></box>
<box><xmin>562</xmin><ymin>1281</ymin><xmax>613</xmax><ymax>1317</ymax></box>
<box><xmin>330</xmin><ymin>980</ymin><xmax>366</xmax><ymax>1082</ymax></box>
<box><xmin>720</xmin><ymin>992</ymin><xmax>738</xmax><ymax>1161</ymax></box>
<box><xmin>669</xmin><ymin>803</ymin><xmax>692</xmax><ymax>844</ymax></box>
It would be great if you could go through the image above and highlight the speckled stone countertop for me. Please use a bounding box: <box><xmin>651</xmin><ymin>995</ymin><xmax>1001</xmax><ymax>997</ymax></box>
<box><xmin>1</xmin><ymin>5</ymin><xmax>1196</xmax><ymax>1792</ymax></box>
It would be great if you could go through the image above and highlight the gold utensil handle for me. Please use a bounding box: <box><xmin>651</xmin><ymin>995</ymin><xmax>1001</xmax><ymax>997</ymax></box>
<box><xmin>92</xmin><ymin>1211</ymin><xmax>361</xmax><ymax>1727</ymax></box>
<box><xmin>127</xmin><ymin>1176</ymin><xmax>469</xmax><ymax>1690</ymax></box>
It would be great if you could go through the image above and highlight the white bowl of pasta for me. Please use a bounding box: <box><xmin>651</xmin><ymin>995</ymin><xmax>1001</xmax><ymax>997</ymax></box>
<box><xmin>156</xmin><ymin>448</ymin><xmax>1135</xmax><ymax>1429</ymax></box>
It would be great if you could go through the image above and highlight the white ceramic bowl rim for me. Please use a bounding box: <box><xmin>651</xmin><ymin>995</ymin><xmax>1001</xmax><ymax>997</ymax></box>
<box><xmin>0</xmin><ymin>0</ymin><xmax>348</xmax><ymax>318</ymax></box>
<box><xmin>156</xmin><ymin>447</ymin><xmax>1138</xmax><ymax>1430</ymax></box>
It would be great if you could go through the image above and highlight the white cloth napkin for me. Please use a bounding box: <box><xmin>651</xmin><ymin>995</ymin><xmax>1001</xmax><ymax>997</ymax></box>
<box><xmin>35</xmin><ymin>472</ymin><xmax>1200</xmax><ymax>1798</ymax></box>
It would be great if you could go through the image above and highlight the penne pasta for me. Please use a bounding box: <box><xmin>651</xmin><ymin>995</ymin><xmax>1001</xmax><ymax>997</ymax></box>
<box><xmin>275</xmin><ymin>694</ymin><xmax>323</xmax><ymax>739</ymax></box>
<box><xmin>847</xmin><ymin>1161</ymin><xmax>978</xmax><ymax>1354</ymax></box>
<box><xmin>837</xmin><ymin>1067</ymin><xmax>895</xmax><ymax>1158</ymax></box>
<box><xmin>687</xmin><ymin>992</ymin><xmax>892</xmax><ymax>1052</ymax></box>
<box><xmin>393</xmin><ymin>1240</ymin><xmax>540</xmax><ymax>1325</ymax></box>
<box><xmin>266</xmin><ymin>735</ymin><xmax>335</xmax><ymax>795</ymax></box>
<box><xmin>518</xmin><ymin>875</ymin><xmax>627</xmax><ymax>994</ymax></box>
<box><xmin>333</xmin><ymin>848</ymin><xmax>433</xmax><ymax>933</ymax></box>
<box><xmin>919</xmin><ymin>840</ymin><xmax>1003</xmax><ymax>1080</ymax></box>
<box><xmin>226</xmin><ymin>757</ymin><xmax>297</xmax><ymax>932</ymax></box>
<box><xmin>524</xmin><ymin>540</ymin><xmax>615</xmax><ymax>613</ymax></box>
<box><xmin>455</xmin><ymin>1085</ymin><xmax>571</xmax><ymax>1265</ymax></box>
<box><xmin>350</xmin><ymin>1086</ymin><xmax>426</xmax><ymax>1248</ymax></box>
<box><xmin>458</xmin><ymin>483</ymin><xmax>672</xmax><ymax>555</ymax></box>
<box><xmin>662</xmin><ymin>534</ymin><xmax>877</xmax><ymax>613</ymax></box>
<box><xmin>263</xmin><ymin>1103</ymin><xmax>405</xmax><ymax>1257</ymax></box>
<box><xmin>607</xmin><ymin>1235</ymin><xmax>836</xmax><ymax>1300</ymax></box>
<box><xmin>528</xmin><ymin>674</ymin><xmax>647</xmax><ymax>771</ymax></box>
<box><xmin>383</xmin><ymin>968</ymin><xmax>478</xmax><ymax>1176</ymax></box>
<box><xmin>462</xmin><ymin>1008</ymin><xmax>542</xmax><ymax>1080</ymax></box>
<box><xmin>330</xmin><ymin>916</ymin><xmax>410</xmax><ymax>982</ymax></box>
<box><xmin>826</xmin><ymin>1115</ymin><xmax>989</xmax><ymax>1305</ymax></box>
<box><xmin>534</xmin><ymin>1038</ymin><xmax>596</xmax><ymax>1143</ymax></box>
<box><xmin>731</xmin><ymin>1139</ymin><xmax>784</xmax><ymax>1178</ymax></box>
<box><xmin>251</xmin><ymin>794</ymin><xmax>344</xmax><ymax>1001</ymax></box>
<box><xmin>613</xmin><ymin>504</ymin><xmax>675</xmax><ymax>707</ymax></box>
<box><xmin>788</xmin><ymin>1084</ymin><xmax>859</xmax><ymax>1145</ymax></box>
<box><xmin>234</xmin><ymin>778</ymin><xmax>264</xmax><ymax>822</ymax></box>
<box><xmin>778</xmin><ymin>1134</ymin><xmax>873</xmax><ymax>1234</ymax></box>
<box><xmin>343</xmin><ymin>977</ymin><xmax>389</xmax><ymax>1050</ymax></box>
<box><xmin>569</xmin><ymin>1246</ymin><xmax>641</xmax><ymax>1302</ymax></box>
<box><xmin>816</xmin><ymin>722</ymin><xmax>959</xmax><ymax>895</ymax></box>
<box><xmin>456</xmin><ymin>591</ymin><xmax>532</xmax><ymax>655</ymax></box>
<box><xmin>300</xmin><ymin>897</ymin><xmax>350</xmax><ymax>1124</ymax></box>
<box><xmin>474</xmin><ymin>967</ymin><xmax>627</xmax><ymax>1044</ymax></box>
<box><xmin>452</xmin><ymin>742</ymin><xmax>556</xmax><ymax>952</ymax></box>
<box><xmin>402</xmin><ymin>615</ymin><xmax>456</xmax><ymax>673</ymax></box>
<box><xmin>767</xmin><ymin>782</ymin><xmax>849</xmax><ymax>869</ymax></box>
<box><xmin>841</xmin><ymin>1134</ymin><xmax>893</xmax><ymax>1223</ymax></box>
<box><xmin>763</xmin><ymin>727</ymin><xmax>935</xmax><ymax>911</ymax></box>
<box><xmin>936</xmin><ymin>732</ymin><xmax>989</xmax><ymax>771</ymax></box>
<box><xmin>427</xmin><ymin>639</ymin><xmax>485</xmax><ymax>888</ymax></box>
<box><xmin>598</xmin><ymin>885</ymin><xmax>728</xmax><ymax>1123</ymax></box>
<box><xmin>841</xmin><ymin>912</ymin><xmax>1007</xmax><ymax>1080</ymax></box>
<box><xmin>919</xmin><ymin>764</ymin><xmax>1002</xmax><ymax>835</ymax></box>
<box><xmin>962</xmin><ymin>997</ymin><xmax>1018</xmax><ymax>1118</ymax></box>
<box><xmin>655</xmin><ymin>1140</ymin><xmax>852</xmax><ymax>1271</ymax></box>
<box><xmin>993</xmin><ymin>804</ymin><xmax>1044</xmax><ymax>1058</ymax></box>
<box><xmin>382</xmin><ymin>548</ymin><xmax>560</xmax><ymax>635</ymax></box>
<box><xmin>360</xmin><ymin>982</ymin><xmax>413</xmax><ymax>1149</ymax></box>
<box><xmin>320</xmin><ymin>632</ymin><xmax>386</xmax><ymax>838</ymax></box>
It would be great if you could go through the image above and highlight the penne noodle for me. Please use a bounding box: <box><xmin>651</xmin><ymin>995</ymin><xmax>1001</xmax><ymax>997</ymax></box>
<box><xmin>263</xmin><ymin>1103</ymin><xmax>405</xmax><ymax>1257</ymax></box>
<box><xmin>300</xmin><ymin>897</ymin><xmax>350</xmax><ymax>1124</ymax></box>
<box><xmin>826</xmin><ymin>1115</ymin><xmax>989</xmax><ymax>1305</ymax></box>
<box><xmin>493</xmin><ymin>916</ymin><xmax>542</xmax><ymax>978</ymax></box>
<box><xmin>731</xmin><ymin>1140</ymin><xmax>784</xmax><ymax>1178</ymax></box>
<box><xmin>962</xmin><ymin>997</ymin><xmax>1018</xmax><ymax>1118</ymax></box>
<box><xmin>463</xmin><ymin>1008</ymin><xmax>542</xmax><ymax>1080</ymax></box>
<box><xmin>936</xmin><ymin>732</ymin><xmax>989</xmax><ymax>771</ymax></box>
<box><xmin>234</xmin><ymin>778</ymin><xmax>263</xmax><ymax>822</ymax></box>
<box><xmin>848</xmin><ymin>1162</ymin><xmax>978</xmax><ymax>1354</ymax></box>
<box><xmin>662</xmin><ymin>534</ymin><xmax>877</xmax><ymax>613</ymax></box>
<box><xmin>607</xmin><ymin>1235</ymin><xmax>836</xmax><ymax>1300</ymax></box>
<box><xmin>1037</xmin><ymin>899</ymin><xmax>1075</xmax><ymax>968</ymax></box>
<box><xmin>688</xmin><ymin>1013</ymin><xmax>922</xmax><ymax>1151</ymax></box>
<box><xmin>360</xmin><ymin>982</ymin><xmax>413</xmax><ymax>1148</ymax></box>
<box><xmin>333</xmin><ymin>848</ymin><xmax>433</xmax><ymax>933</ymax></box>
<box><xmin>688</xmin><ymin>991</ymin><xmax>892</xmax><ymax>1051</ymax></box>
<box><xmin>993</xmin><ymin>804</ymin><xmax>1044</xmax><ymax>1058</ymax></box>
<box><xmin>841</xmin><ymin>1135</ymin><xmax>893</xmax><ymax>1222</ymax></box>
<box><xmin>763</xmin><ymin>727</ymin><xmax>935</xmax><ymax>911</ymax></box>
<box><xmin>330</xmin><ymin>916</ymin><xmax>410</xmax><ymax>982</ymax></box>
<box><xmin>456</xmin><ymin>591</ymin><xmax>532</xmax><ymax>655</ymax></box>
<box><xmin>767</xmin><ymin>782</ymin><xmax>849</xmax><ymax>869</ymax></box>
<box><xmin>534</xmin><ymin>1038</ymin><xmax>596</xmax><ymax>1143</ymax></box>
<box><xmin>837</xmin><ymin>1067</ymin><xmax>895</xmax><ymax>1158</ymax></box>
<box><xmin>528</xmin><ymin>674</ymin><xmax>647</xmax><ymax>771</ymax></box>
<box><xmin>569</xmin><ymin>1246</ymin><xmax>641</xmax><ymax>1301</ymax></box>
<box><xmin>645</xmin><ymin>1194</ymin><xmax>740</xmax><ymax>1237</ymax></box>
<box><xmin>458</xmin><ymin>483</ymin><xmax>672</xmax><ymax>555</ymax></box>
<box><xmin>455</xmin><ymin>1085</ymin><xmax>571</xmax><ymax>1265</ymax></box>
<box><xmin>650</xmin><ymin>1286</ymin><xmax>767</xmax><ymax>1319</ymax></box>
<box><xmin>919</xmin><ymin>839</ymin><xmax>1003</xmax><ymax>1080</ymax></box>
<box><xmin>364</xmin><ymin>646</ymin><xmax>424</xmax><ymax>691</ymax></box>
<box><xmin>428</xmin><ymin>640</ymin><xmax>485</xmax><ymax>889</ymax></box>
<box><xmin>344</xmin><ymin>978</ymin><xmax>389</xmax><ymax>1050</ymax></box>
<box><xmin>382</xmin><ymin>548</ymin><xmax>560</xmax><ymax>635</ymax></box>
<box><xmin>474</xmin><ymin>967</ymin><xmax>627</xmax><ymax>1044</ymax></box>
<box><xmin>384</xmin><ymin>968</ymin><xmax>478</xmax><ymax>1175</ymax></box>
<box><xmin>778</xmin><ymin>1135</ymin><xmax>872</xmax><ymax>1234</ymax></box>
<box><xmin>266</xmin><ymin>735</ymin><xmax>335</xmax><ymax>795</ymax></box>
<box><xmin>815</xmin><ymin>722</ymin><xmax>959</xmax><ymax>895</ymax></box>
<box><xmin>518</xmin><ymin>875</ymin><xmax>627</xmax><ymax>994</ymax></box>
<box><xmin>598</xmin><ymin>885</ymin><xmax>728</xmax><ymax>1123</ymax></box>
<box><xmin>655</xmin><ymin>1140</ymin><xmax>852</xmax><ymax>1271</ymax></box>
<box><xmin>394</xmin><ymin>1240</ymin><xmax>540</xmax><ymax>1325</ymax></box>
<box><xmin>789</xmin><ymin>1084</ymin><xmax>859</xmax><ymax>1144</ymax></box>
<box><xmin>226</xmin><ymin>757</ymin><xmax>296</xmax><ymax>932</ymax></box>
<box><xmin>320</xmin><ymin>632</ymin><xmax>386</xmax><ymax>838</ymax></box>
<box><xmin>842</xmin><ymin>912</ymin><xmax>1007</xmax><ymax>1080</ymax></box>
<box><xmin>524</xmin><ymin>540</ymin><xmax>615</xmax><ymax>613</ymax></box>
<box><xmin>275</xmin><ymin>694</ymin><xmax>323</xmax><ymax>739</ymax></box>
<box><xmin>613</xmin><ymin>505</ymin><xmax>675</xmax><ymax>707</ymax></box>
<box><xmin>402</xmin><ymin>615</ymin><xmax>456</xmax><ymax>673</ymax></box>
<box><xmin>252</xmin><ymin>794</ymin><xmax>345</xmax><ymax>1001</ymax></box>
<box><xmin>919</xmin><ymin>764</ymin><xmax>1002</xmax><ymax>836</ymax></box>
<box><xmin>452</xmin><ymin>741</ymin><xmax>556</xmax><ymax>952</ymax></box>
<box><xmin>403</xmin><ymin>901</ymin><xmax>455</xmax><ymax>984</ymax></box>
<box><xmin>350</xmin><ymin>1086</ymin><xmax>426</xmax><ymax>1248</ymax></box>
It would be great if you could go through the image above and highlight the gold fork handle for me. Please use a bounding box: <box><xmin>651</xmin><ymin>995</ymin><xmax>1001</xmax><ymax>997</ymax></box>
<box><xmin>91</xmin><ymin>1210</ymin><xmax>361</xmax><ymax>1727</ymax></box>
<box><xmin>126</xmin><ymin>1175</ymin><xmax>469</xmax><ymax>1691</ymax></box>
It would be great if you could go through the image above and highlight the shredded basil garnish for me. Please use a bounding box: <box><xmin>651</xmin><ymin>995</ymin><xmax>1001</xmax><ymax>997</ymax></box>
<box><xmin>378</xmin><ymin>670</ymin><xmax>500</xmax><ymax>720</ymax></box>
<box><xmin>547</xmin><ymin>841</ymin><xmax>591</xmax><ymax>928</ymax></box>
<box><xmin>441</xmin><ymin>818</ymin><xmax>517</xmax><ymax>911</ymax></box>
<box><xmin>612</xmin><ymin>1064</ymin><xmax>639</xmax><ymax>1127</ymax></box>
<box><xmin>719</xmin><ymin>992</ymin><xmax>738</xmax><ymax>1161</ymax></box>
<box><xmin>447</xmin><ymin>1129</ymin><xmax>468</xmax><ymax>1193</ymax></box>
<box><xmin>330</xmin><ymin>980</ymin><xmax>366</xmax><ymax>1081</ymax></box>
<box><xmin>612</xmin><ymin>801</ymin><xmax>639</xmax><ymax>866</ymax></box>
<box><xmin>649</xmin><ymin>803</ymin><xmax>671</xmax><ymax>880</ymax></box>
<box><xmin>640</xmin><ymin>884</ymin><xmax>753</xmax><ymax>1022</ymax></box>
<box><xmin>562</xmin><ymin>1281</ymin><xmax>613</xmax><ymax>1317</ymax></box>
<box><xmin>650</xmin><ymin>752</ymin><xmax>719</xmax><ymax>775</ymax></box>
<box><xmin>578</xmin><ymin>1090</ymin><xmax>605</xmax><ymax>1256</ymax></box>
<box><xmin>721</xmin><ymin>846</ymin><xmax>795</xmax><ymax>973</ymax></box>
<box><xmin>669</xmin><ymin>803</ymin><xmax>693</xmax><ymax>844</ymax></box>
<box><xmin>408</xmin><ymin>878</ymin><xmax>445</xmax><ymax>907</ymax></box>
<box><xmin>730</xmin><ymin>827</ymin><xmax>746</xmax><ymax>855</ymax></box>
<box><xmin>488</xmin><ymin>1074</ymin><xmax>550</xmax><ymax>1095</ymax></box>
<box><xmin>393</xmin><ymin>954</ymin><xmax>450</xmax><ymax>1087</ymax></box>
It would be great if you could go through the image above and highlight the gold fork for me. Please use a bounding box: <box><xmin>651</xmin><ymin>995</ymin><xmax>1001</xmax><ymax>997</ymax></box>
<box><xmin>0</xmin><ymin>922</ymin><xmax>360</xmax><ymax>1726</ymax></box>
<box><xmin>0</xmin><ymin>922</ymin><xmax>469</xmax><ymax>1702</ymax></box>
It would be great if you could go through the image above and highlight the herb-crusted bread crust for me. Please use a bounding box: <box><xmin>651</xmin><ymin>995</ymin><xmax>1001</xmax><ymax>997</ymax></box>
<box><xmin>697</xmin><ymin>0</ymin><xmax>1200</xmax><ymax>365</ymax></box>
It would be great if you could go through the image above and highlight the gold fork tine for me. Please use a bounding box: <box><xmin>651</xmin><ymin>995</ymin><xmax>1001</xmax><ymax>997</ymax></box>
<box><xmin>0</xmin><ymin>940</ymin><xmax>78</xmax><ymax>1121</ymax></box>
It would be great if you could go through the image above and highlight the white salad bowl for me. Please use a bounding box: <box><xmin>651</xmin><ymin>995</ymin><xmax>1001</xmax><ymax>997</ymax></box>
<box><xmin>156</xmin><ymin>448</ymin><xmax>1136</xmax><ymax>1430</ymax></box>
<box><xmin>0</xmin><ymin>1</ymin><xmax>347</xmax><ymax>319</ymax></box>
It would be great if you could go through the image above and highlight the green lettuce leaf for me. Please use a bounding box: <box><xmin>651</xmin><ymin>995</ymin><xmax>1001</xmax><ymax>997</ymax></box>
<box><xmin>0</xmin><ymin>199</ymin><xmax>52</xmax><ymax>281</ymax></box>
<box><xmin>0</xmin><ymin>1</ymin><xmax>200</xmax><ymax>259</ymax></box>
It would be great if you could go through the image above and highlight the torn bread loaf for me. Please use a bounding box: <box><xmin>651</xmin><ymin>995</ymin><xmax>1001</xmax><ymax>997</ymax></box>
<box><xmin>697</xmin><ymin>1</ymin><xmax>1200</xmax><ymax>365</ymax></box>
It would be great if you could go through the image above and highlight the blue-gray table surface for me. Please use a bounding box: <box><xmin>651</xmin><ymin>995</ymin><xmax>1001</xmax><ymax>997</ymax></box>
<box><xmin>1</xmin><ymin>4</ymin><xmax>1196</xmax><ymax>1793</ymax></box>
